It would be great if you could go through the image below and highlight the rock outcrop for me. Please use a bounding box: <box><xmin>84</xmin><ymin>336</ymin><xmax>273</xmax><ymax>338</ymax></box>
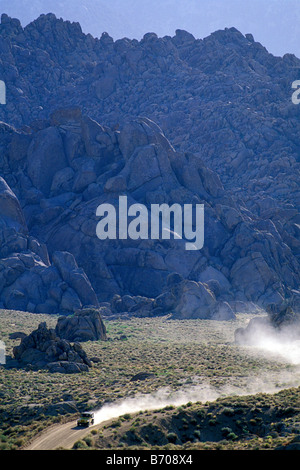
<box><xmin>0</xmin><ymin>228</ymin><xmax>99</xmax><ymax>314</ymax></box>
<box><xmin>55</xmin><ymin>307</ymin><xmax>107</xmax><ymax>342</ymax></box>
<box><xmin>13</xmin><ymin>322</ymin><xmax>92</xmax><ymax>372</ymax></box>
<box><xmin>0</xmin><ymin>166</ymin><xmax>99</xmax><ymax>313</ymax></box>
<box><xmin>110</xmin><ymin>273</ymin><xmax>235</xmax><ymax>320</ymax></box>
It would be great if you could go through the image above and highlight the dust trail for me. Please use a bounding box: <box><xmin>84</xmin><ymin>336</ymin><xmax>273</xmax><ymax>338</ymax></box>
<box><xmin>93</xmin><ymin>385</ymin><xmax>218</xmax><ymax>425</ymax></box>
<box><xmin>236</xmin><ymin>314</ymin><xmax>300</xmax><ymax>365</ymax></box>
<box><xmin>93</xmin><ymin>367</ymin><xmax>300</xmax><ymax>426</ymax></box>
<box><xmin>249</xmin><ymin>334</ymin><xmax>300</xmax><ymax>365</ymax></box>
<box><xmin>93</xmin><ymin>314</ymin><xmax>300</xmax><ymax>426</ymax></box>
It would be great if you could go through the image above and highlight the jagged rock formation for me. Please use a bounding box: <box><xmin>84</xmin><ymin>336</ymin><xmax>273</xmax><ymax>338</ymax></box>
<box><xmin>0</xmin><ymin>169</ymin><xmax>99</xmax><ymax>313</ymax></box>
<box><xmin>0</xmin><ymin>108</ymin><xmax>298</xmax><ymax>318</ymax></box>
<box><xmin>0</xmin><ymin>13</ymin><xmax>299</xmax><ymax>319</ymax></box>
<box><xmin>0</xmin><ymin>13</ymin><xmax>299</xmax><ymax>205</ymax></box>
<box><xmin>12</xmin><ymin>321</ymin><xmax>92</xmax><ymax>372</ymax></box>
<box><xmin>111</xmin><ymin>273</ymin><xmax>235</xmax><ymax>321</ymax></box>
<box><xmin>55</xmin><ymin>307</ymin><xmax>107</xmax><ymax>342</ymax></box>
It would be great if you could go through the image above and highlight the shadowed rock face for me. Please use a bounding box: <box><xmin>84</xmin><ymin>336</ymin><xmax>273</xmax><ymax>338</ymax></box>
<box><xmin>12</xmin><ymin>321</ymin><xmax>92</xmax><ymax>373</ymax></box>
<box><xmin>110</xmin><ymin>275</ymin><xmax>236</xmax><ymax>321</ymax></box>
<box><xmin>0</xmin><ymin>170</ymin><xmax>99</xmax><ymax>313</ymax></box>
<box><xmin>0</xmin><ymin>110</ymin><xmax>298</xmax><ymax>320</ymax></box>
<box><xmin>0</xmin><ymin>13</ymin><xmax>299</xmax><ymax>319</ymax></box>
<box><xmin>55</xmin><ymin>308</ymin><xmax>107</xmax><ymax>342</ymax></box>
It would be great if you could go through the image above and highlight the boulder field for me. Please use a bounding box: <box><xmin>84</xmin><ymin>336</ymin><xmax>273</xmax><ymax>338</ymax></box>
<box><xmin>0</xmin><ymin>111</ymin><xmax>298</xmax><ymax>320</ymax></box>
<box><xmin>0</xmin><ymin>13</ymin><xmax>299</xmax><ymax>320</ymax></box>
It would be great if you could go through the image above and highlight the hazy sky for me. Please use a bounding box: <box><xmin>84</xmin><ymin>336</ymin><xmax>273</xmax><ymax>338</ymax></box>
<box><xmin>0</xmin><ymin>0</ymin><xmax>299</xmax><ymax>57</ymax></box>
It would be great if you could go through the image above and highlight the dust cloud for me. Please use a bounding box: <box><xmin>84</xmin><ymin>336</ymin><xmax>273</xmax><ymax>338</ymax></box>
<box><xmin>93</xmin><ymin>368</ymin><xmax>300</xmax><ymax>426</ymax></box>
<box><xmin>236</xmin><ymin>317</ymin><xmax>300</xmax><ymax>365</ymax></box>
<box><xmin>93</xmin><ymin>385</ymin><xmax>219</xmax><ymax>425</ymax></box>
<box><xmin>93</xmin><ymin>314</ymin><xmax>300</xmax><ymax>426</ymax></box>
<box><xmin>248</xmin><ymin>333</ymin><xmax>300</xmax><ymax>365</ymax></box>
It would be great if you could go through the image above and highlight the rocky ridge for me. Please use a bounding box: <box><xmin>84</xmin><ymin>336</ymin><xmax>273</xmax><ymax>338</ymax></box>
<box><xmin>0</xmin><ymin>13</ymin><xmax>299</xmax><ymax>202</ymax></box>
<box><xmin>0</xmin><ymin>13</ymin><xmax>299</xmax><ymax>319</ymax></box>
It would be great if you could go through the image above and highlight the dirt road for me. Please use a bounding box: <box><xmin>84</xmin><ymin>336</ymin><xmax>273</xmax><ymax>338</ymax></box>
<box><xmin>26</xmin><ymin>420</ymin><xmax>100</xmax><ymax>450</ymax></box>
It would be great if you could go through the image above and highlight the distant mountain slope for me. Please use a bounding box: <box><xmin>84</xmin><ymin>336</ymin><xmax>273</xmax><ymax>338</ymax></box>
<box><xmin>0</xmin><ymin>110</ymin><xmax>299</xmax><ymax>315</ymax></box>
<box><xmin>0</xmin><ymin>13</ymin><xmax>299</xmax><ymax>199</ymax></box>
<box><xmin>0</xmin><ymin>13</ymin><xmax>299</xmax><ymax>315</ymax></box>
<box><xmin>0</xmin><ymin>0</ymin><xmax>131</xmax><ymax>38</ymax></box>
<box><xmin>0</xmin><ymin>0</ymin><xmax>299</xmax><ymax>56</ymax></box>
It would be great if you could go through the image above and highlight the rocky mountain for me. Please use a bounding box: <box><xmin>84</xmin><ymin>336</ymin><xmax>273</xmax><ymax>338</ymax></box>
<box><xmin>1</xmin><ymin>0</ymin><xmax>299</xmax><ymax>57</ymax></box>
<box><xmin>0</xmin><ymin>0</ymin><xmax>131</xmax><ymax>39</ymax></box>
<box><xmin>0</xmin><ymin>14</ymin><xmax>299</xmax><ymax>318</ymax></box>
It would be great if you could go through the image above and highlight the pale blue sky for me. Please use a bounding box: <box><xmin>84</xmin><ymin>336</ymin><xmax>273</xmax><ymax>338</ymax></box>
<box><xmin>0</xmin><ymin>0</ymin><xmax>299</xmax><ymax>57</ymax></box>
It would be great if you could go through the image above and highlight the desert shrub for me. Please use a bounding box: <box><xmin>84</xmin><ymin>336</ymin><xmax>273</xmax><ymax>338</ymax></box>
<box><xmin>227</xmin><ymin>432</ymin><xmax>238</xmax><ymax>441</ymax></box>
<box><xmin>222</xmin><ymin>407</ymin><xmax>235</xmax><ymax>416</ymax></box>
<box><xmin>111</xmin><ymin>420</ymin><xmax>122</xmax><ymax>428</ymax></box>
<box><xmin>164</xmin><ymin>405</ymin><xmax>175</xmax><ymax>411</ymax></box>
<box><xmin>73</xmin><ymin>440</ymin><xmax>88</xmax><ymax>449</ymax></box>
<box><xmin>222</xmin><ymin>427</ymin><xmax>233</xmax><ymax>436</ymax></box>
<box><xmin>221</xmin><ymin>427</ymin><xmax>238</xmax><ymax>440</ymax></box>
<box><xmin>208</xmin><ymin>417</ymin><xmax>217</xmax><ymax>426</ymax></box>
<box><xmin>196</xmin><ymin>409</ymin><xmax>206</xmax><ymax>419</ymax></box>
<box><xmin>167</xmin><ymin>432</ymin><xmax>177</xmax><ymax>443</ymax></box>
<box><xmin>83</xmin><ymin>436</ymin><xmax>93</xmax><ymax>447</ymax></box>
